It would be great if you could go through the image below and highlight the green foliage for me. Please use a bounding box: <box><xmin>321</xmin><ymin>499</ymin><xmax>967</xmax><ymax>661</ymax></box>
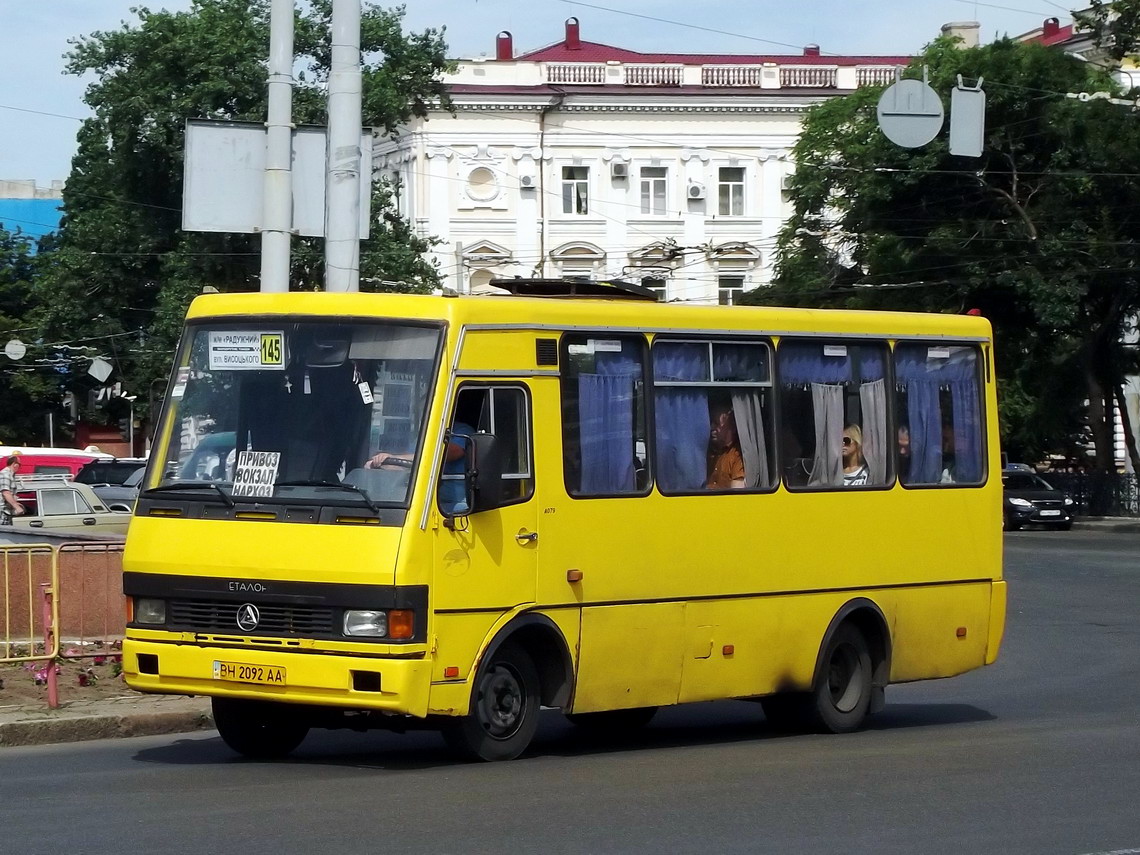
<box><xmin>32</xmin><ymin>0</ymin><xmax>450</xmax><ymax>430</ymax></box>
<box><xmin>0</xmin><ymin>227</ymin><xmax>59</xmax><ymax>443</ymax></box>
<box><xmin>1076</xmin><ymin>0</ymin><xmax>1140</xmax><ymax>62</ymax></box>
<box><xmin>753</xmin><ymin>37</ymin><xmax>1140</xmax><ymax>467</ymax></box>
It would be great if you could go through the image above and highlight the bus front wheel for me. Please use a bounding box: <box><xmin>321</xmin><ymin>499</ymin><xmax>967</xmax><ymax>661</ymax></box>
<box><xmin>211</xmin><ymin>697</ymin><xmax>310</xmax><ymax>760</ymax></box>
<box><xmin>443</xmin><ymin>644</ymin><xmax>540</xmax><ymax>762</ymax></box>
<box><xmin>810</xmin><ymin>623</ymin><xmax>873</xmax><ymax>734</ymax></box>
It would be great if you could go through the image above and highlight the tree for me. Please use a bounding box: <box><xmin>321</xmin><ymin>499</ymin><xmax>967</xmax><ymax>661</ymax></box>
<box><xmin>751</xmin><ymin>37</ymin><xmax>1140</xmax><ymax>476</ymax></box>
<box><xmin>32</xmin><ymin>0</ymin><xmax>451</xmax><ymax>435</ymax></box>
<box><xmin>1076</xmin><ymin>0</ymin><xmax>1140</xmax><ymax>62</ymax></box>
<box><xmin>0</xmin><ymin>227</ymin><xmax>62</xmax><ymax>444</ymax></box>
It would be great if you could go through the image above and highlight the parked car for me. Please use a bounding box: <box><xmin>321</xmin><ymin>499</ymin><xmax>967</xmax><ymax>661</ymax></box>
<box><xmin>74</xmin><ymin>457</ymin><xmax>147</xmax><ymax>487</ymax></box>
<box><xmin>1002</xmin><ymin>470</ymin><xmax>1075</xmax><ymax>531</ymax></box>
<box><xmin>7</xmin><ymin>477</ymin><xmax>130</xmax><ymax>539</ymax></box>
<box><xmin>92</xmin><ymin>465</ymin><xmax>145</xmax><ymax>513</ymax></box>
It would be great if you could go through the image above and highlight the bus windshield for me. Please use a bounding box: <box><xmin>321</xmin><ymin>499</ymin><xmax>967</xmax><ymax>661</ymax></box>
<box><xmin>150</xmin><ymin>320</ymin><xmax>442</xmax><ymax>508</ymax></box>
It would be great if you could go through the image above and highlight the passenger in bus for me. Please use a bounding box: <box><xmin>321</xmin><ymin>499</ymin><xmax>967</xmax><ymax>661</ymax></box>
<box><xmin>897</xmin><ymin>424</ymin><xmax>911</xmax><ymax>482</ymax></box>
<box><xmin>706</xmin><ymin>397</ymin><xmax>746</xmax><ymax>490</ymax></box>
<box><xmin>940</xmin><ymin>422</ymin><xmax>957</xmax><ymax>483</ymax></box>
<box><xmin>842</xmin><ymin>424</ymin><xmax>870</xmax><ymax>486</ymax></box>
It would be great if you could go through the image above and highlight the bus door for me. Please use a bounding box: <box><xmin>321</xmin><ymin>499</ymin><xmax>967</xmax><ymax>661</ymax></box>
<box><xmin>432</xmin><ymin>383</ymin><xmax>538</xmax><ymax>612</ymax></box>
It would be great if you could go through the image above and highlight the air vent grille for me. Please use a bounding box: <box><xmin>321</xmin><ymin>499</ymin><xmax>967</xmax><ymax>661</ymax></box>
<box><xmin>536</xmin><ymin>338</ymin><xmax>559</xmax><ymax>366</ymax></box>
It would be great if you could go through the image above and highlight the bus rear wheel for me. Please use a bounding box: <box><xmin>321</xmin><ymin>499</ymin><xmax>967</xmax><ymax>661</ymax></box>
<box><xmin>810</xmin><ymin>623</ymin><xmax>873</xmax><ymax>733</ymax></box>
<box><xmin>211</xmin><ymin>697</ymin><xmax>309</xmax><ymax>760</ymax></box>
<box><xmin>443</xmin><ymin>644</ymin><xmax>540</xmax><ymax>762</ymax></box>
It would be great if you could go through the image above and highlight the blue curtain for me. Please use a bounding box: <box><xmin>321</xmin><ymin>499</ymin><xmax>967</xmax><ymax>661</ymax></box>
<box><xmin>951</xmin><ymin>379</ymin><xmax>982</xmax><ymax>482</ymax></box>
<box><xmin>653</xmin><ymin>342</ymin><xmax>709</xmax><ymax>492</ymax></box>
<box><xmin>906</xmin><ymin>379</ymin><xmax>943</xmax><ymax>483</ymax></box>
<box><xmin>579</xmin><ymin>373</ymin><xmax>635</xmax><ymax>493</ymax></box>
<box><xmin>778</xmin><ymin>343</ymin><xmax>885</xmax><ymax>385</ymax></box>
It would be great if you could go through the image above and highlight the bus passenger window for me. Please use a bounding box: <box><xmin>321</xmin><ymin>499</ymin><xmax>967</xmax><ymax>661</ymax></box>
<box><xmin>561</xmin><ymin>335</ymin><xmax>649</xmax><ymax>497</ymax></box>
<box><xmin>894</xmin><ymin>344</ymin><xmax>984</xmax><ymax>486</ymax></box>
<box><xmin>777</xmin><ymin>340</ymin><xmax>890</xmax><ymax>490</ymax></box>
<box><xmin>652</xmin><ymin>339</ymin><xmax>775</xmax><ymax>493</ymax></box>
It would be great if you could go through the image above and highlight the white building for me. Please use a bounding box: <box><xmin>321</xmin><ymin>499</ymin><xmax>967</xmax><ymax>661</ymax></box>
<box><xmin>376</xmin><ymin>18</ymin><xmax>909</xmax><ymax>303</ymax></box>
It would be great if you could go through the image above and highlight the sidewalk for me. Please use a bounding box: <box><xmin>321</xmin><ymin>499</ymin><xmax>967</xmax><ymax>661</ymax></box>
<box><xmin>0</xmin><ymin>694</ymin><xmax>212</xmax><ymax>748</ymax></box>
<box><xmin>1071</xmin><ymin>516</ymin><xmax>1140</xmax><ymax>533</ymax></box>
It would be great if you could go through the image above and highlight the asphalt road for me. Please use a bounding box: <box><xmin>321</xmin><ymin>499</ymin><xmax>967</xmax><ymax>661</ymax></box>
<box><xmin>1</xmin><ymin>531</ymin><xmax>1137</xmax><ymax>855</ymax></box>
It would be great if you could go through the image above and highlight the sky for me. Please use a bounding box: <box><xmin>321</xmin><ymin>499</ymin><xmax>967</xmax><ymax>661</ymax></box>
<box><xmin>0</xmin><ymin>0</ymin><xmax>1072</xmax><ymax>186</ymax></box>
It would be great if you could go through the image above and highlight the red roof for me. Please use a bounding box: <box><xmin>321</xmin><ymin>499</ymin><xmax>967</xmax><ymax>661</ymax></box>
<box><xmin>514</xmin><ymin>39</ymin><xmax>909</xmax><ymax>67</ymax></box>
<box><xmin>1035</xmin><ymin>23</ymin><xmax>1075</xmax><ymax>46</ymax></box>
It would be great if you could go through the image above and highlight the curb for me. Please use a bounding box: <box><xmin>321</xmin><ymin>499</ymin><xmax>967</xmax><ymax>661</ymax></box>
<box><xmin>0</xmin><ymin>698</ymin><xmax>213</xmax><ymax>748</ymax></box>
<box><xmin>1072</xmin><ymin>518</ymin><xmax>1140</xmax><ymax>533</ymax></box>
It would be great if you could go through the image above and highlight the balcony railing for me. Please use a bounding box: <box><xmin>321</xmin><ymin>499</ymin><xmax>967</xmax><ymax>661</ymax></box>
<box><xmin>702</xmin><ymin>65</ymin><xmax>765</xmax><ymax>87</ymax></box>
<box><xmin>779</xmin><ymin>65</ymin><xmax>838</xmax><ymax>88</ymax></box>
<box><xmin>545</xmin><ymin>62</ymin><xmax>607</xmax><ymax>84</ymax></box>
<box><xmin>624</xmin><ymin>64</ymin><xmax>684</xmax><ymax>86</ymax></box>
<box><xmin>857</xmin><ymin>65</ymin><xmax>901</xmax><ymax>87</ymax></box>
<box><xmin>537</xmin><ymin>61</ymin><xmax>899</xmax><ymax>89</ymax></box>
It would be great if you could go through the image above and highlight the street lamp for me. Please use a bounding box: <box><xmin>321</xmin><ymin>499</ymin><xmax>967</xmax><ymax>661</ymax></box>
<box><xmin>123</xmin><ymin>395</ymin><xmax>138</xmax><ymax>455</ymax></box>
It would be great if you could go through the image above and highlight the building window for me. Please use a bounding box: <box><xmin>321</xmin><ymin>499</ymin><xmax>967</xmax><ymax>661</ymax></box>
<box><xmin>718</xmin><ymin>276</ymin><xmax>745</xmax><ymax>306</ymax></box>
<box><xmin>466</xmin><ymin>167</ymin><xmax>498</xmax><ymax>202</ymax></box>
<box><xmin>562</xmin><ymin>166</ymin><xmax>589</xmax><ymax>215</ymax></box>
<box><xmin>718</xmin><ymin>167</ymin><xmax>745</xmax><ymax>216</ymax></box>
<box><xmin>642</xmin><ymin>276</ymin><xmax>667</xmax><ymax>300</ymax></box>
<box><xmin>639</xmin><ymin>167</ymin><xmax>667</xmax><ymax>215</ymax></box>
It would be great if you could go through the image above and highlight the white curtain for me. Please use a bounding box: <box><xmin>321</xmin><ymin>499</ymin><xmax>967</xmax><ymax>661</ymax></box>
<box><xmin>808</xmin><ymin>383</ymin><xmax>844</xmax><ymax>487</ymax></box>
<box><xmin>859</xmin><ymin>379</ymin><xmax>888</xmax><ymax>485</ymax></box>
<box><xmin>731</xmin><ymin>390</ymin><xmax>768</xmax><ymax>489</ymax></box>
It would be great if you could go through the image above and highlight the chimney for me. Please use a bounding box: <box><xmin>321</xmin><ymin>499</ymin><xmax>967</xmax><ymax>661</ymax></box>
<box><xmin>496</xmin><ymin>31</ymin><xmax>513</xmax><ymax>61</ymax></box>
<box><xmin>1043</xmin><ymin>17</ymin><xmax>1060</xmax><ymax>37</ymax></box>
<box><xmin>566</xmin><ymin>17</ymin><xmax>581</xmax><ymax>50</ymax></box>
<box><xmin>803</xmin><ymin>44</ymin><xmax>821</xmax><ymax>57</ymax></box>
<box><xmin>940</xmin><ymin>21</ymin><xmax>980</xmax><ymax>48</ymax></box>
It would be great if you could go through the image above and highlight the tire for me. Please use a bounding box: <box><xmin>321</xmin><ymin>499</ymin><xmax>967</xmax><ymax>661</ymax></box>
<box><xmin>809</xmin><ymin>623</ymin><xmax>873</xmax><ymax>734</ymax></box>
<box><xmin>566</xmin><ymin>706</ymin><xmax>657</xmax><ymax>733</ymax></box>
<box><xmin>443</xmin><ymin>644</ymin><xmax>540</xmax><ymax>762</ymax></box>
<box><xmin>211</xmin><ymin>697</ymin><xmax>309</xmax><ymax>760</ymax></box>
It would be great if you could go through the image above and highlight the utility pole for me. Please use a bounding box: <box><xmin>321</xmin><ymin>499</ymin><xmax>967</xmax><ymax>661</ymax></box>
<box><xmin>260</xmin><ymin>0</ymin><xmax>295</xmax><ymax>293</ymax></box>
<box><xmin>325</xmin><ymin>0</ymin><xmax>362</xmax><ymax>292</ymax></box>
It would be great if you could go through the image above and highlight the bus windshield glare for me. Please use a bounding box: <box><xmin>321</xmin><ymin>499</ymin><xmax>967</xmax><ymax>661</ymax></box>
<box><xmin>150</xmin><ymin>320</ymin><xmax>442</xmax><ymax>508</ymax></box>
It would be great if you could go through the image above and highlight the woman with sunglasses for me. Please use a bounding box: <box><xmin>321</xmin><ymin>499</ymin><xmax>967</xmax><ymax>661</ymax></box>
<box><xmin>842</xmin><ymin>424</ymin><xmax>869</xmax><ymax>486</ymax></box>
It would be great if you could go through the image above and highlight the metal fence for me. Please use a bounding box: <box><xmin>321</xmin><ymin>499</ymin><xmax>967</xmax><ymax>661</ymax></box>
<box><xmin>1</xmin><ymin>542</ymin><xmax>124</xmax><ymax>708</ymax></box>
<box><xmin>1044</xmin><ymin>472</ymin><xmax>1140</xmax><ymax>517</ymax></box>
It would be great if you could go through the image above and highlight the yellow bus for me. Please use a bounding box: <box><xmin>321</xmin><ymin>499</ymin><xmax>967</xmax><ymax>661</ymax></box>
<box><xmin>123</xmin><ymin>281</ymin><xmax>1006</xmax><ymax>761</ymax></box>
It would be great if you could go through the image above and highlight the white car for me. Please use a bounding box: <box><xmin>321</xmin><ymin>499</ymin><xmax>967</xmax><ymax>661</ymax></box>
<box><xmin>7</xmin><ymin>477</ymin><xmax>129</xmax><ymax>539</ymax></box>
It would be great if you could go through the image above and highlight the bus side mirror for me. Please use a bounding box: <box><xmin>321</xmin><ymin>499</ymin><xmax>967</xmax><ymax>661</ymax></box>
<box><xmin>466</xmin><ymin>433</ymin><xmax>503</xmax><ymax>514</ymax></box>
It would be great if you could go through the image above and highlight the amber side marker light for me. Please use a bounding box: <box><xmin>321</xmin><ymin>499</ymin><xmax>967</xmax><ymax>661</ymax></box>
<box><xmin>388</xmin><ymin>610</ymin><xmax>414</xmax><ymax>640</ymax></box>
<box><xmin>956</xmin><ymin>627</ymin><xmax>968</xmax><ymax>639</ymax></box>
<box><xmin>722</xmin><ymin>644</ymin><xmax>735</xmax><ymax>656</ymax></box>
<box><xmin>443</xmin><ymin>666</ymin><xmax>460</xmax><ymax>679</ymax></box>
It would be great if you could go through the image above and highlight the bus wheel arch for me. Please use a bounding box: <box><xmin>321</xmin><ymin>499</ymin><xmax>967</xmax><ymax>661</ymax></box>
<box><xmin>479</xmin><ymin>614</ymin><xmax>574</xmax><ymax>711</ymax></box>
<box><xmin>810</xmin><ymin>599</ymin><xmax>892</xmax><ymax>731</ymax></box>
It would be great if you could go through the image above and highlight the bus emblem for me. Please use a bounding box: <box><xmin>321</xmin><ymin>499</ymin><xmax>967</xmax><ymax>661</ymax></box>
<box><xmin>236</xmin><ymin>604</ymin><xmax>260</xmax><ymax>631</ymax></box>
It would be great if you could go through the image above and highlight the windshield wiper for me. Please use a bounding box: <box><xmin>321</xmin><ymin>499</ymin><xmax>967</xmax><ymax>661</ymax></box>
<box><xmin>274</xmin><ymin>480</ymin><xmax>380</xmax><ymax>514</ymax></box>
<box><xmin>143</xmin><ymin>482</ymin><xmax>235</xmax><ymax>508</ymax></box>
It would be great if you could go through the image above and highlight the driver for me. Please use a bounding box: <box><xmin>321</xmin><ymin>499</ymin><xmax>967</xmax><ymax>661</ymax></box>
<box><xmin>365</xmin><ymin>420</ymin><xmax>475</xmax><ymax>514</ymax></box>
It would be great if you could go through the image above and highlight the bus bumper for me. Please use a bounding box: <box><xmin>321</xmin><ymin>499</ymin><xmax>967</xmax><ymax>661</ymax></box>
<box><xmin>122</xmin><ymin>638</ymin><xmax>432</xmax><ymax>718</ymax></box>
<box><xmin>985</xmin><ymin>580</ymin><xmax>1007</xmax><ymax>665</ymax></box>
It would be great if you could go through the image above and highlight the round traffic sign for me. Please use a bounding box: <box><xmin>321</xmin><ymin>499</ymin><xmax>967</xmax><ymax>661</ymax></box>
<box><xmin>4</xmin><ymin>339</ymin><xmax>26</xmax><ymax>360</ymax></box>
<box><xmin>877</xmin><ymin>78</ymin><xmax>945</xmax><ymax>148</ymax></box>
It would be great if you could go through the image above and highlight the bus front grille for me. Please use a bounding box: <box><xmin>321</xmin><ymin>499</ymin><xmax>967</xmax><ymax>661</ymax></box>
<box><xmin>168</xmin><ymin>599</ymin><xmax>335</xmax><ymax>637</ymax></box>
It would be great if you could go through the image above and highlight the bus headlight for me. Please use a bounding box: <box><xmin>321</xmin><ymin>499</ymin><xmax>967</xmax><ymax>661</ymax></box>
<box><xmin>344</xmin><ymin>610</ymin><xmax>388</xmax><ymax>637</ymax></box>
<box><xmin>134</xmin><ymin>598</ymin><xmax>167</xmax><ymax>625</ymax></box>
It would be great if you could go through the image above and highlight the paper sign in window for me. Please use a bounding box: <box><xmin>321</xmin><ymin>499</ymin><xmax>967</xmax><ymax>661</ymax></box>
<box><xmin>232</xmin><ymin>451</ymin><xmax>281</xmax><ymax>498</ymax></box>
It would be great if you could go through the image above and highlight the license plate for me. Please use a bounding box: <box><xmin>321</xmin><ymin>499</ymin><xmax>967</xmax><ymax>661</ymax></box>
<box><xmin>213</xmin><ymin>661</ymin><xmax>286</xmax><ymax>686</ymax></box>
<box><xmin>1039</xmin><ymin>510</ymin><xmax>1061</xmax><ymax>517</ymax></box>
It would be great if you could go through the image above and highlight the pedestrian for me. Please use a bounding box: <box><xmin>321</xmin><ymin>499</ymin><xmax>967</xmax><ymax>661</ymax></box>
<box><xmin>0</xmin><ymin>454</ymin><xmax>26</xmax><ymax>525</ymax></box>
